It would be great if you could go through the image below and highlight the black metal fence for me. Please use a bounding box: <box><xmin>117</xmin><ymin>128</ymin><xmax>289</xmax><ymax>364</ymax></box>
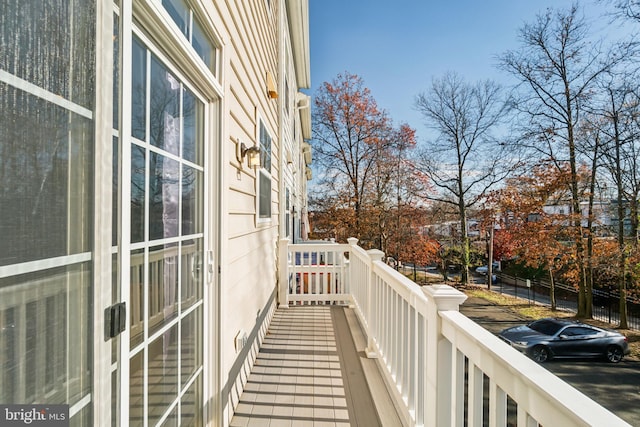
<box><xmin>495</xmin><ymin>274</ymin><xmax>640</xmax><ymax>330</ymax></box>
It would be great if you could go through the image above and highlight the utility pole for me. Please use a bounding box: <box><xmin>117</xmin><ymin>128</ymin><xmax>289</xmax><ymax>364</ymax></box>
<box><xmin>487</xmin><ymin>223</ymin><xmax>494</xmax><ymax>290</ymax></box>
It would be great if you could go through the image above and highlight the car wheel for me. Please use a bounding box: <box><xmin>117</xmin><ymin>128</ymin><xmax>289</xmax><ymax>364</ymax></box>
<box><xmin>606</xmin><ymin>345</ymin><xmax>624</xmax><ymax>363</ymax></box>
<box><xmin>531</xmin><ymin>345</ymin><xmax>550</xmax><ymax>363</ymax></box>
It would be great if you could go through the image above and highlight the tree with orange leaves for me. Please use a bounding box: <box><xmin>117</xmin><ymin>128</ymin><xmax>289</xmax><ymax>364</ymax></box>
<box><xmin>403</xmin><ymin>231</ymin><xmax>441</xmax><ymax>282</ymax></box>
<box><xmin>495</xmin><ymin>161</ymin><xmax>584</xmax><ymax>309</ymax></box>
<box><xmin>492</xmin><ymin>228</ymin><xmax>516</xmax><ymax>263</ymax></box>
<box><xmin>311</xmin><ymin>72</ymin><xmax>424</xmax><ymax>251</ymax></box>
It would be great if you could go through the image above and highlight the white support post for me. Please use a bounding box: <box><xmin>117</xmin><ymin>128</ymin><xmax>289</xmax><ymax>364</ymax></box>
<box><xmin>365</xmin><ymin>248</ymin><xmax>384</xmax><ymax>359</ymax></box>
<box><xmin>422</xmin><ymin>285</ymin><xmax>468</xmax><ymax>427</ymax></box>
<box><xmin>278</xmin><ymin>238</ymin><xmax>290</xmax><ymax>308</ymax></box>
<box><xmin>347</xmin><ymin>237</ymin><xmax>358</xmax><ymax>303</ymax></box>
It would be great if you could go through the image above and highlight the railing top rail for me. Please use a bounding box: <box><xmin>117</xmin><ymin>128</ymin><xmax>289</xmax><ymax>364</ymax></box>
<box><xmin>371</xmin><ymin>260</ymin><xmax>430</xmax><ymax>308</ymax></box>
<box><xmin>287</xmin><ymin>242</ymin><xmax>351</xmax><ymax>251</ymax></box>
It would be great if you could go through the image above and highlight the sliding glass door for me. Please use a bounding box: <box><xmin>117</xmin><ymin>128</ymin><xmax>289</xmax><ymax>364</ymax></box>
<box><xmin>0</xmin><ymin>0</ymin><xmax>95</xmax><ymax>424</ymax></box>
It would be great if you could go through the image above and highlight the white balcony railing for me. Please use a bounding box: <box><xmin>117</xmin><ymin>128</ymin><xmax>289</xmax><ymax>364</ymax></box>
<box><xmin>278</xmin><ymin>238</ymin><xmax>632</xmax><ymax>427</ymax></box>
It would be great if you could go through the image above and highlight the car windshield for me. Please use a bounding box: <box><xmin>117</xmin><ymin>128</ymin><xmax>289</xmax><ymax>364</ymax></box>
<box><xmin>528</xmin><ymin>319</ymin><xmax>564</xmax><ymax>336</ymax></box>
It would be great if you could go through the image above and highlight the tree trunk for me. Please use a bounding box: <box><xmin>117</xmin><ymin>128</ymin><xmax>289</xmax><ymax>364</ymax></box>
<box><xmin>441</xmin><ymin>257</ymin><xmax>448</xmax><ymax>281</ymax></box>
<box><xmin>567</xmin><ymin>111</ymin><xmax>587</xmax><ymax>317</ymax></box>
<box><xmin>549</xmin><ymin>267</ymin><xmax>557</xmax><ymax>311</ymax></box>
<box><xmin>613</xmin><ymin>108</ymin><xmax>628</xmax><ymax>329</ymax></box>
<box><xmin>459</xmin><ymin>200</ymin><xmax>470</xmax><ymax>285</ymax></box>
<box><xmin>585</xmin><ymin>137</ymin><xmax>599</xmax><ymax>318</ymax></box>
<box><xmin>569</xmin><ymin>158</ymin><xmax>587</xmax><ymax>316</ymax></box>
<box><xmin>620</xmin><ymin>274</ymin><xmax>629</xmax><ymax>329</ymax></box>
<box><xmin>631</xmin><ymin>196</ymin><xmax>639</xmax><ymax>247</ymax></box>
<box><xmin>617</xmin><ymin>185</ymin><xmax>628</xmax><ymax>329</ymax></box>
<box><xmin>487</xmin><ymin>225</ymin><xmax>494</xmax><ymax>290</ymax></box>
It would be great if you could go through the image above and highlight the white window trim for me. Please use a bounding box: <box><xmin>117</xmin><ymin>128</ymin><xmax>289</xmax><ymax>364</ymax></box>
<box><xmin>154</xmin><ymin>0</ymin><xmax>220</xmax><ymax>78</ymax></box>
<box><xmin>135</xmin><ymin>0</ymin><xmax>224</xmax><ymax>100</ymax></box>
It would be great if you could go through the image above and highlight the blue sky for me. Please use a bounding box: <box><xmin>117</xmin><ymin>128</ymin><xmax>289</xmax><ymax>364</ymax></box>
<box><xmin>308</xmin><ymin>0</ymin><xmax>624</xmax><ymax>140</ymax></box>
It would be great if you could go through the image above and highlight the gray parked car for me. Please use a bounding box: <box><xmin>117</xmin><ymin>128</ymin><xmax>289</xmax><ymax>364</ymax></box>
<box><xmin>499</xmin><ymin>318</ymin><xmax>630</xmax><ymax>363</ymax></box>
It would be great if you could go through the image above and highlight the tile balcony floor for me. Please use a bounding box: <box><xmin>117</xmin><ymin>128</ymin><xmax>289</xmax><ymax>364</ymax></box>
<box><xmin>230</xmin><ymin>305</ymin><xmax>403</xmax><ymax>427</ymax></box>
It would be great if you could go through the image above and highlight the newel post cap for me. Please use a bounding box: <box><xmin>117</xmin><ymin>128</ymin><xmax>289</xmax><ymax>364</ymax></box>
<box><xmin>422</xmin><ymin>285</ymin><xmax>468</xmax><ymax>311</ymax></box>
<box><xmin>367</xmin><ymin>249</ymin><xmax>385</xmax><ymax>262</ymax></box>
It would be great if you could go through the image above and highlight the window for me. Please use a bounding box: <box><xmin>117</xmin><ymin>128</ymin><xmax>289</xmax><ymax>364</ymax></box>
<box><xmin>562</xmin><ymin>327</ymin><xmax>598</xmax><ymax>337</ymax></box>
<box><xmin>161</xmin><ymin>0</ymin><xmax>216</xmax><ymax>74</ymax></box>
<box><xmin>527</xmin><ymin>213</ymin><xmax>541</xmax><ymax>223</ymax></box>
<box><xmin>258</xmin><ymin>120</ymin><xmax>272</xmax><ymax>220</ymax></box>
<box><xmin>285</xmin><ymin>76</ymin><xmax>290</xmax><ymax>116</ymax></box>
<box><xmin>285</xmin><ymin>188</ymin><xmax>290</xmax><ymax>237</ymax></box>
<box><xmin>259</xmin><ymin>120</ymin><xmax>272</xmax><ymax>172</ymax></box>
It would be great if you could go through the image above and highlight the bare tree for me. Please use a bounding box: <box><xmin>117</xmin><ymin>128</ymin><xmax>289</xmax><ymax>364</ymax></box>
<box><xmin>499</xmin><ymin>3</ymin><xmax>627</xmax><ymax>317</ymax></box>
<box><xmin>575</xmin><ymin>122</ymin><xmax>605</xmax><ymax>318</ymax></box>
<box><xmin>414</xmin><ymin>71</ymin><xmax>514</xmax><ymax>284</ymax></box>
<box><xmin>591</xmin><ymin>74</ymin><xmax>640</xmax><ymax>327</ymax></box>
<box><xmin>605</xmin><ymin>0</ymin><xmax>640</xmax><ymax>20</ymax></box>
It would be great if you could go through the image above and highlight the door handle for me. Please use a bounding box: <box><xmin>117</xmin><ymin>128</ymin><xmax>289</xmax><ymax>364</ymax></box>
<box><xmin>191</xmin><ymin>253</ymin><xmax>201</xmax><ymax>281</ymax></box>
<box><xmin>207</xmin><ymin>250</ymin><xmax>214</xmax><ymax>284</ymax></box>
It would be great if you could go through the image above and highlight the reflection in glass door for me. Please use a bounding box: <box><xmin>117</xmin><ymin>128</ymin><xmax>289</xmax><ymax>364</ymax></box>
<box><xmin>127</xmin><ymin>34</ymin><xmax>205</xmax><ymax>426</ymax></box>
<box><xmin>0</xmin><ymin>1</ymin><xmax>95</xmax><ymax>424</ymax></box>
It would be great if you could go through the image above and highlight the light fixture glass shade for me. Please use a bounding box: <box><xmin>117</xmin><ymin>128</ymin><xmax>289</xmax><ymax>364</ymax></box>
<box><xmin>246</xmin><ymin>148</ymin><xmax>261</xmax><ymax>168</ymax></box>
<box><xmin>237</xmin><ymin>141</ymin><xmax>261</xmax><ymax>169</ymax></box>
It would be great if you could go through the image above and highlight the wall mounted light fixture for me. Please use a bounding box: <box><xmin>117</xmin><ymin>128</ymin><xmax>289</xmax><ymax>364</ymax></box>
<box><xmin>266</xmin><ymin>71</ymin><xmax>278</xmax><ymax>99</ymax></box>
<box><xmin>236</xmin><ymin>139</ymin><xmax>261</xmax><ymax>169</ymax></box>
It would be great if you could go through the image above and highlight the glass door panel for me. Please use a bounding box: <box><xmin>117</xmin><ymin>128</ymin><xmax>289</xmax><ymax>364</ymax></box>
<box><xmin>148</xmin><ymin>243</ymin><xmax>179</xmax><ymax>337</ymax></box>
<box><xmin>125</xmin><ymin>33</ymin><xmax>205</xmax><ymax>426</ymax></box>
<box><xmin>147</xmin><ymin>326</ymin><xmax>179</xmax><ymax>425</ymax></box>
<box><xmin>0</xmin><ymin>1</ymin><xmax>95</xmax><ymax>422</ymax></box>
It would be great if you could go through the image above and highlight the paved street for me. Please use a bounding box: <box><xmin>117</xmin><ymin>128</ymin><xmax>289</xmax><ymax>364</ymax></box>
<box><xmin>461</xmin><ymin>296</ymin><xmax>640</xmax><ymax>427</ymax></box>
